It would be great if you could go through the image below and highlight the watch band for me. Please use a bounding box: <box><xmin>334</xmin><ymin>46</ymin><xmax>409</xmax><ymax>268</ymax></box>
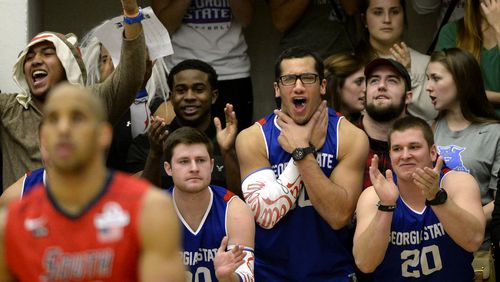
<box><xmin>425</xmin><ymin>188</ymin><xmax>448</xmax><ymax>206</ymax></box>
<box><xmin>377</xmin><ymin>201</ymin><xmax>396</xmax><ymax>212</ymax></box>
<box><xmin>124</xmin><ymin>7</ymin><xmax>144</xmax><ymax>25</ymax></box>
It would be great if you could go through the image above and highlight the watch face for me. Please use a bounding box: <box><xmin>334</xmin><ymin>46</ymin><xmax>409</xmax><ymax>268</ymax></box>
<box><xmin>293</xmin><ymin>148</ymin><xmax>304</xmax><ymax>160</ymax></box>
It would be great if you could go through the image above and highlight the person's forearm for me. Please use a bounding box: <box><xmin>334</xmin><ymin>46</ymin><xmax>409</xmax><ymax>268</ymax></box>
<box><xmin>92</xmin><ymin>32</ymin><xmax>146</xmax><ymax>125</ymax></box>
<box><xmin>486</xmin><ymin>90</ymin><xmax>500</xmax><ymax>106</ymax></box>
<box><xmin>241</xmin><ymin>162</ymin><xmax>302</xmax><ymax>229</ymax></box>
<box><xmin>484</xmin><ymin>200</ymin><xmax>495</xmax><ymax>223</ymax></box>
<box><xmin>123</xmin><ymin>4</ymin><xmax>142</xmax><ymax>40</ymax></box>
<box><xmin>229</xmin><ymin>0</ymin><xmax>254</xmax><ymax>27</ymax></box>
<box><xmin>151</xmin><ymin>0</ymin><xmax>191</xmax><ymax>33</ymax></box>
<box><xmin>354</xmin><ymin>211</ymin><xmax>393</xmax><ymax>273</ymax></box>
<box><xmin>268</xmin><ymin>0</ymin><xmax>310</xmax><ymax>32</ymax></box>
<box><xmin>297</xmin><ymin>155</ymin><xmax>357</xmax><ymax>229</ymax></box>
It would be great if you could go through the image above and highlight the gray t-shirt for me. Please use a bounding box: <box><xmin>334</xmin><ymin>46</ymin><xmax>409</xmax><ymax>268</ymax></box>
<box><xmin>434</xmin><ymin>119</ymin><xmax>500</xmax><ymax>205</ymax></box>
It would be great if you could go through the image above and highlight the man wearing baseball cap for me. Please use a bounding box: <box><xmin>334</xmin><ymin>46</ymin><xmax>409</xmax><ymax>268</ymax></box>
<box><xmin>0</xmin><ymin>0</ymin><xmax>147</xmax><ymax>189</ymax></box>
<box><xmin>354</xmin><ymin>58</ymin><xmax>413</xmax><ymax>190</ymax></box>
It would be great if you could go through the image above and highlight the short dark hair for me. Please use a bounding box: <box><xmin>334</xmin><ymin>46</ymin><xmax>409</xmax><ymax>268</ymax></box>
<box><xmin>388</xmin><ymin>116</ymin><xmax>434</xmax><ymax>148</ymax></box>
<box><xmin>274</xmin><ymin>47</ymin><xmax>325</xmax><ymax>82</ymax></box>
<box><xmin>167</xmin><ymin>59</ymin><xmax>218</xmax><ymax>91</ymax></box>
<box><xmin>163</xmin><ymin>127</ymin><xmax>214</xmax><ymax>163</ymax></box>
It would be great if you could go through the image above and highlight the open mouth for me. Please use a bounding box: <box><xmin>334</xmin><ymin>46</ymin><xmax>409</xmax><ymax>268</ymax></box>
<box><xmin>32</xmin><ymin>70</ymin><xmax>48</xmax><ymax>86</ymax></box>
<box><xmin>293</xmin><ymin>98</ymin><xmax>306</xmax><ymax>111</ymax></box>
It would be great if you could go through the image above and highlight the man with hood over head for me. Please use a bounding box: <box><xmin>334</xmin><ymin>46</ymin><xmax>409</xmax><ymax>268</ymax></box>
<box><xmin>0</xmin><ymin>0</ymin><xmax>146</xmax><ymax>189</ymax></box>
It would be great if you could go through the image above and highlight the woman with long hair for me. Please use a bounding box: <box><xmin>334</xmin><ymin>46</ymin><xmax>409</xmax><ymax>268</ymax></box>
<box><xmin>356</xmin><ymin>0</ymin><xmax>437</xmax><ymax>122</ymax></box>
<box><xmin>435</xmin><ymin>0</ymin><xmax>500</xmax><ymax>113</ymax></box>
<box><xmin>324</xmin><ymin>53</ymin><xmax>365</xmax><ymax>123</ymax></box>
<box><xmin>427</xmin><ymin>48</ymin><xmax>500</xmax><ymax>280</ymax></box>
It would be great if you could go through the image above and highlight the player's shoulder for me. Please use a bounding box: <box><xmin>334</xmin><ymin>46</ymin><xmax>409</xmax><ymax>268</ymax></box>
<box><xmin>236</xmin><ymin>123</ymin><xmax>265</xmax><ymax>151</ymax></box>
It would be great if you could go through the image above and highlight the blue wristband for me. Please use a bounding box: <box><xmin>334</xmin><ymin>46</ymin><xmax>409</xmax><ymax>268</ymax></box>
<box><xmin>123</xmin><ymin>7</ymin><xmax>144</xmax><ymax>24</ymax></box>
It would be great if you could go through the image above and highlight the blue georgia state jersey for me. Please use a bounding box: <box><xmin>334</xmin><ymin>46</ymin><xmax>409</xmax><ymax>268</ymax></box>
<box><xmin>171</xmin><ymin>185</ymin><xmax>236</xmax><ymax>282</ymax></box>
<box><xmin>374</xmin><ymin>194</ymin><xmax>473</xmax><ymax>281</ymax></box>
<box><xmin>22</xmin><ymin>167</ymin><xmax>45</xmax><ymax>197</ymax></box>
<box><xmin>255</xmin><ymin>108</ymin><xmax>356</xmax><ymax>281</ymax></box>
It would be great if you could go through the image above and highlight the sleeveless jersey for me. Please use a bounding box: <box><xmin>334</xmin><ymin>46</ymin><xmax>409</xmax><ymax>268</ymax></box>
<box><xmin>171</xmin><ymin>185</ymin><xmax>237</xmax><ymax>282</ymax></box>
<box><xmin>255</xmin><ymin>108</ymin><xmax>355</xmax><ymax>281</ymax></box>
<box><xmin>374</xmin><ymin>172</ymin><xmax>473</xmax><ymax>281</ymax></box>
<box><xmin>22</xmin><ymin>167</ymin><xmax>45</xmax><ymax>196</ymax></box>
<box><xmin>5</xmin><ymin>171</ymin><xmax>150</xmax><ymax>282</ymax></box>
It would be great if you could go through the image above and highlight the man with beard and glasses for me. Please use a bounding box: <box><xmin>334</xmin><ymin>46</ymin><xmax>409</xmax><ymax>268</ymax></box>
<box><xmin>354</xmin><ymin>58</ymin><xmax>412</xmax><ymax>189</ymax></box>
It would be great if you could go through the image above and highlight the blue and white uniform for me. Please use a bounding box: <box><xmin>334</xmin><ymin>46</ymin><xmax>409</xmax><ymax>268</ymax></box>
<box><xmin>171</xmin><ymin>185</ymin><xmax>237</xmax><ymax>282</ymax></box>
<box><xmin>21</xmin><ymin>167</ymin><xmax>45</xmax><ymax>197</ymax></box>
<box><xmin>374</xmin><ymin>171</ymin><xmax>474</xmax><ymax>281</ymax></box>
<box><xmin>255</xmin><ymin>108</ymin><xmax>355</xmax><ymax>281</ymax></box>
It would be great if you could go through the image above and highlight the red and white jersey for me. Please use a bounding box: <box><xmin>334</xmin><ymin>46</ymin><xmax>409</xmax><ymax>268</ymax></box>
<box><xmin>5</xmin><ymin>171</ymin><xmax>150</xmax><ymax>282</ymax></box>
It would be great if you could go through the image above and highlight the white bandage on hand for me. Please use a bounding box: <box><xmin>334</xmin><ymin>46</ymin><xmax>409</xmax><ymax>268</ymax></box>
<box><xmin>241</xmin><ymin>158</ymin><xmax>302</xmax><ymax>229</ymax></box>
<box><xmin>228</xmin><ymin>245</ymin><xmax>255</xmax><ymax>282</ymax></box>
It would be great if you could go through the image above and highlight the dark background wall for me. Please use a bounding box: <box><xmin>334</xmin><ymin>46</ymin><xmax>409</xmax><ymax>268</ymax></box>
<box><xmin>36</xmin><ymin>0</ymin><xmax>438</xmax><ymax>120</ymax></box>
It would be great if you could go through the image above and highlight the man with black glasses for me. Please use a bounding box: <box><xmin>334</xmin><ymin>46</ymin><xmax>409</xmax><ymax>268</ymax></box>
<box><xmin>235</xmin><ymin>46</ymin><xmax>369</xmax><ymax>281</ymax></box>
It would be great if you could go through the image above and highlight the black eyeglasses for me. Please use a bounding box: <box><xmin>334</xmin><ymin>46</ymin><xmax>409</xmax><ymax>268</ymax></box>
<box><xmin>278</xmin><ymin>73</ymin><xmax>319</xmax><ymax>86</ymax></box>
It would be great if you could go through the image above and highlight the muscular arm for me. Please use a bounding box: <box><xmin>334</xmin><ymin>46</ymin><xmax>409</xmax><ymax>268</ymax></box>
<box><xmin>216</xmin><ymin>198</ymin><xmax>255</xmax><ymax>282</ymax></box>
<box><xmin>431</xmin><ymin>172</ymin><xmax>486</xmax><ymax>252</ymax></box>
<box><xmin>151</xmin><ymin>0</ymin><xmax>191</xmax><ymax>34</ymax></box>
<box><xmin>229</xmin><ymin>0</ymin><xmax>255</xmax><ymax>27</ymax></box>
<box><xmin>267</xmin><ymin>0</ymin><xmax>310</xmax><ymax>32</ymax></box>
<box><xmin>353</xmin><ymin>187</ymin><xmax>394</xmax><ymax>273</ymax></box>
<box><xmin>298</xmin><ymin>119</ymin><xmax>368</xmax><ymax>229</ymax></box>
<box><xmin>236</xmin><ymin>125</ymin><xmax>302</xmax><ymax>229</ymax></box>
<box><xmin>139</xmin><ymin>188</ymin><xmax>185</xmax><ymax>281</ymax></box>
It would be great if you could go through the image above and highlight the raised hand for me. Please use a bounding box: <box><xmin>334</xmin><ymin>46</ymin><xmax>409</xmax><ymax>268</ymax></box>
<box><xmin>275</xmin><ymin>100</ymin><xmax>326</xmax><ymax>153</ymax></box>
<box><xmin>310</xmin><ymin>100</ymin><xmax>328</xmax><ymax>150</ymax></box>
<box><xmin>369</xmin><ymin>154</ymin><xmax>399</xmax><ymax>205</ymax></box>
<box><xmin>481</xmin><ymin>0</ymin><xmax>500</xmax><ymax>34</ymax></box>
<box><xmin>121</xmin><ymin>0</ymin><xmax>140</xmax><ymax>15</ymax></box>
<box><xmin>147</xmin><ymin>116</ymin><xmax>170</xmax><ymax>155</ymax></box>
<box><xmin>214</xmin><ymin>236</ymin><xmax>245</xmax><ymax>282</ymax></box>
<box><xmin>390</xmin><ymin>42</ymin><xmax>411</xmax><ymax>70</ymax></box>
<box><xmin>214</xmin><ymin>103</ymin><xmax>238</xmax><ymax>154</ymax></box>
<box><xmin>412</xmin><ymin>156</ymin><xmax>444</xmax><ymax>201</ymax></box>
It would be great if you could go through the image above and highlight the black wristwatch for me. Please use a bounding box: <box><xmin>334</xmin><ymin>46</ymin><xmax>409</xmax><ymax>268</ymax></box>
<box><xmin>292</xmin><ymin>146</ymin><xmax>316</xmax><ymax>161</ymax></box>
<box><xmin>425</xmin><ymin>188</ymin><xmax>448</xmax><ymax>206</ymax></box>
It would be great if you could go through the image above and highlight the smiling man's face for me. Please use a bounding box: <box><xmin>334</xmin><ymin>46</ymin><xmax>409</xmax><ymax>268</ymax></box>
<box><xmin>23</xmin><ymin>41</ymin><xmax>66</xmax><ymax>100</ymax></box>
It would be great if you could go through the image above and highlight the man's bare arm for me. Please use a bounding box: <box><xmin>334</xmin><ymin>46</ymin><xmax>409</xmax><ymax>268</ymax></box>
<box><xmin>214</xmin><ymin>197</ymin><xmax>255</xmax><ymax>282</ymax></box>
<box><xmin>297</xmin><ymin>119</ymin><xmax>369</xmax><ymax>229</ymax></box>
<box><xmin>0</xmin><ymin>177</ymin><xmax>24</xmax><ymax>208</ymax></box>
<box><xmin>353</xmin><ymin>188</ymin><xmax>394</xmax><ymax>273</ymax></box>
<box><xmin>139</xmin><ymin>188</ymin><xmax>185</xmax><ymax>281</ymax></box>
<box><xmin>430</xmin><ymin>172</ymin><xmax>485</xmax><ymax>252</ymax></box>
<box><xmin>151</xmin><ymin>0</ymin><xmax>191</xmax><ymax>34</ymax></box>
